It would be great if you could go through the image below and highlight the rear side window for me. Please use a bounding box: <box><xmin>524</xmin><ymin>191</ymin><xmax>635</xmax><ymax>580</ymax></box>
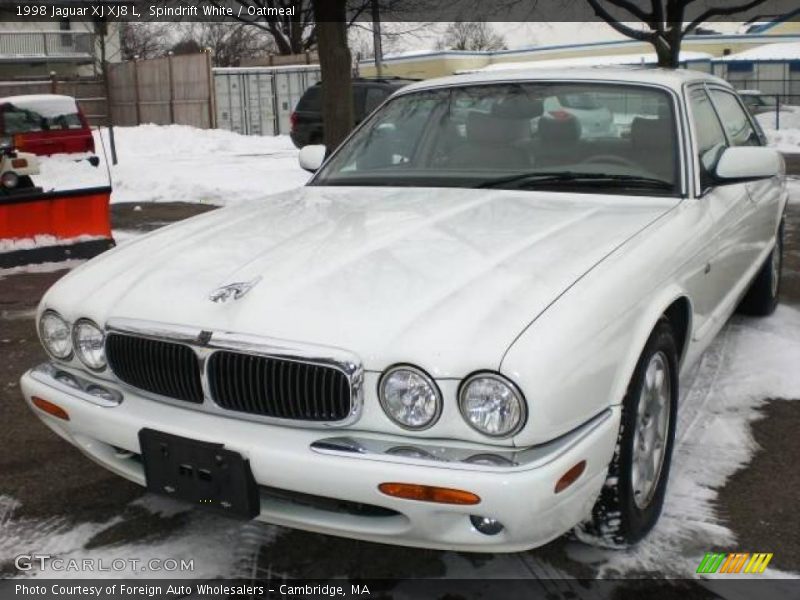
<box><xmin>709</xmin><ymin>89</ymin><xmax>761</xmax><ymax>147</ymax></box>
<box><xmin>296</xmin><ymin>86</ymin><xmax>321</xmax><ymax>112</ymax></box>
<box><xmin>688</xmin><ymin>87</ymin><xmax>727</xmax><ymax>184</ymax></box>
<box><xmin>1</xmin><ymin>98</ymin><xmax>82</xmax><ymax>133</ymax></box>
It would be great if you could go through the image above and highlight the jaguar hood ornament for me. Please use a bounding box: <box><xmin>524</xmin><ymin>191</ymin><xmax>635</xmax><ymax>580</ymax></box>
<box><xmin>209</xmin><ymin>276</ymin><xmax>262</xmax><ymax>304</ymax></box>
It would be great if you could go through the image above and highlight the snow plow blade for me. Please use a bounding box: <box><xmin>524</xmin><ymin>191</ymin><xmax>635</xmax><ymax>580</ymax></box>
<box><xmin>0</xmin><ymin>186</ymin><xmax>114</xmax><ymax>269</ymax></box>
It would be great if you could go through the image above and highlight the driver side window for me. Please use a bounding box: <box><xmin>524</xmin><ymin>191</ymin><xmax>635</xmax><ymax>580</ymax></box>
<box><xmin>689</xmin><ymin>87</ymin><xmax>726</xmax><ymax>189</ymax></box>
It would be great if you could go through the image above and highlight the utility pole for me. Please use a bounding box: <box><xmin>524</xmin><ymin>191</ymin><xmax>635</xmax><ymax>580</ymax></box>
<box><xmin>95</xmin><ymin>18</ymin><xmax>117</xmax><ymax>165</ymax></box>
<box><xmin>371</xmin><ymin>0</ymin><xmax>383</xmax><ymax>77</ymax></box>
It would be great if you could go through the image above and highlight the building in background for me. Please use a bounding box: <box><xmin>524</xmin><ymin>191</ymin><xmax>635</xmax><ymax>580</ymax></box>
<box><xmin>0</xmin><ymin>17</ymin><xmax>121</xmax><ymax>79</ymax></box>
<box><xmin>359</xmin><ymin>15</ymin><xmax>800</xmax><ymax>80</ymax></box>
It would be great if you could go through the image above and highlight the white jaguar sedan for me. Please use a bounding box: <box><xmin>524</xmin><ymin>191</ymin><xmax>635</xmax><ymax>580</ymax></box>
<box><xmin>21</xmin><ymin>68</ymin><xmax>787</xmax><ymax>552</ymax></box>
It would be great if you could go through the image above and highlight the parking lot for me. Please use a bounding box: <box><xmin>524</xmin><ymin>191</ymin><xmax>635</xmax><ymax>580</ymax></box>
<box><xmin>1</xmin><ymin>152</ymin><xmax>798</xmax><ymax>586</ymax></box>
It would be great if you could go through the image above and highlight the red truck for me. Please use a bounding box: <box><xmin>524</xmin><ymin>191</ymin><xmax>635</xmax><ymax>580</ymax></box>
<box><xmin>0</xmin><ymin>94</ymin><xmax>95</xmax><ymax>156</ymax></box>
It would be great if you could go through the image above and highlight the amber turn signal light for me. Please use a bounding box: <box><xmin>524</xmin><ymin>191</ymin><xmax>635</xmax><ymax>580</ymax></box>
<box><xmin>11</xmin><ymin>158</ymin><xmax>28</xmax><ymax>169</ymax></box>
<box><xmin>554</xmin><ymin>460</ymin><xmax>586</xmax><ymax>494</ymax></box>
<box><xmin>31</xmin><ymin>396</ymin><xmax>70</xmax><ymax>421</ymax></box>
<box><xmin>379</xmin><ymin>482</ymin><xmax>480</xmax><ymax>505</ymax></box>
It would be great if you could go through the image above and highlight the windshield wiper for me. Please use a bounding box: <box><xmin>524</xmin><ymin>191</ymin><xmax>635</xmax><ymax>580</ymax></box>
<box><xmin>477</xmin><ymin>170</ymin><xmax>673</xmax><ymax>190</ymax></box>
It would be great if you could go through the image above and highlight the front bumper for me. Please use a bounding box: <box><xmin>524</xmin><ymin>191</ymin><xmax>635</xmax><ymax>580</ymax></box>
<box><xmin>20</xmin><ymin>362</ymin><xmax>620</xmax><ymax>552</ymax></box>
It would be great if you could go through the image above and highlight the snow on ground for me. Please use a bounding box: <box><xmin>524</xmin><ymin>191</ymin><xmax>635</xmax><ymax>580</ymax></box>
<box><xmin>30</xmin><ymin>125</ymin><xmax>310</xmax><ymax>206</ymax></box>
<box><xmin>92</xmin><ymin>125</ymin><xmax>310</xmax><ymax>206</ymax></box>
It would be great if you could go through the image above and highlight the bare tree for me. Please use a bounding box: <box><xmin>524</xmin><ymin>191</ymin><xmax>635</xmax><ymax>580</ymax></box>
<box><xmin>119</xmin><ymin>22</ymin><xmax>171</xmax><ymax>60</ymax></box>
<box><xmin>436</xmin><ymin>20</ymin><xmax>507</xmax><ymax>51</ymax></box>
<box><xmin>204</xmin><ymin>0</ymin><xmax>319</xmax><ymax>55</ymax></box>
<box><xmin>584</xmin><ymin>0</ymin><xmax>770</xmax><ymax>68</ymax></box>
<box><xmin>188</xmin><ymin>22</ymin><xmax>277</xmax><ymax>66</ymax></box>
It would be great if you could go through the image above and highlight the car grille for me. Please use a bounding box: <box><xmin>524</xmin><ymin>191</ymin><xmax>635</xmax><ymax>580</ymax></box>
<box><xmin>106</xmin><ymin>333</ymin><xmax>203</xmax><ymax>403</ymax></box>
<box><xmin>208</xmin><ymin>351</ymin><xmax>352</xmax><ymax>421</ymax></box>
<box><xmin>105</xmin><ymin>333</ymin><xmax>353</xmax><ymax>422</ymax></box>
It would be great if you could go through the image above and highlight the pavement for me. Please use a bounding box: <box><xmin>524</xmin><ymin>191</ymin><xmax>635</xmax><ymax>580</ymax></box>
<box><xmin>1</xmin><ymin>168</ymin><xmax>799</xmax><ymax>585</ymax></box>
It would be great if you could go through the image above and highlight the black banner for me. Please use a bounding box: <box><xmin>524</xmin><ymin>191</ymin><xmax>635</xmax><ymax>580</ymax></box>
<box><xmin>2</xmin><ymin>579</ymin><xmax>800</xmax><ymax>600</ymax></box>
<box><xmin>0</xmin><ymin>0</ymin><xmax>799</xmax><ymax>23</ymax></box>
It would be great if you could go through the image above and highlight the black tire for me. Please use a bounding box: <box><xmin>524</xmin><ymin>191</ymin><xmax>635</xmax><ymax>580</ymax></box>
<box><xmin>738</xmin><ymin>222</ymin><xmax>783</xmax><ymax>317</ymax></box>
<box><xmin>579</xmin><ymin>319</ymin><xmax>678</xmax><ymax>547</ymax></box>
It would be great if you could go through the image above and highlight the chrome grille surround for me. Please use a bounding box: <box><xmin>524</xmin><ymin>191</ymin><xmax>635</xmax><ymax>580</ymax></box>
<box><xmin>104</xmin><ymin>318</ymin><xmax>364</xmax><ymax>428</ymax></box>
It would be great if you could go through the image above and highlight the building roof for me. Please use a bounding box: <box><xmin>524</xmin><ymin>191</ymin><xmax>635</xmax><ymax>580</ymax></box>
<box><xmin>401</xmin><ymin>67</ymin><xmax>729</xmax><ymax>94</ymax></box>
<box><xmin>718</xmin><ymin>41</ymin><xmax>800</xmax><ymax>61</ymax></box>
<box><xmin>469</xmin><ymin>51</ymin><xmax>712</xmax><ymax>73</ymax></box>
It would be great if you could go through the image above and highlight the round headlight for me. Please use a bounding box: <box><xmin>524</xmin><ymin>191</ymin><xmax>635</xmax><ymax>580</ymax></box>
<box><xmin>378</xmin><ymin>365</ymin><xmax>442</xmax><ymax>430</ymax></box>
<box><xmin>39</xmin><ymin>311</ymin><xmax>72</xmax><ymax>359</ymax></box>
<box><xmin>72</xmin><ymin>319</ymin><xmax>106</xmax><ymax>370</ymax></box>
<box><xmin>459</xmin><ymin>373</ymin><xmax>526</xmax><ymax>438</ymax></box>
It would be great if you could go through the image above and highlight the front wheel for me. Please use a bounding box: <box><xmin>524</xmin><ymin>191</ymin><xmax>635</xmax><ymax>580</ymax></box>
<box><xmin>578</xmin><ymin>319</ymin><xmax>678</xmax><ymax>547</ymax></box>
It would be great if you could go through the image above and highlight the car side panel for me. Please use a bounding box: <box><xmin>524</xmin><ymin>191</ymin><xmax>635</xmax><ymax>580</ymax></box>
<box><xmin>502</xmin><ymin>200</ymin><xmax>718</xmax><ymax>447</ymax></box>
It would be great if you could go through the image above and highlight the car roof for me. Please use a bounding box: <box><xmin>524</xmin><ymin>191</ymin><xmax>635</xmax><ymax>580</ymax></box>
<box><xmin>399</xmin><ymin>67</ymin><xmax>731</xmax><ymax>94</ymax></box>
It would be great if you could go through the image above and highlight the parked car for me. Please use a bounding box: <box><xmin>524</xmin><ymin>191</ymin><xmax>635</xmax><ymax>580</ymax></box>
<box><xmin>539</xmin><ymin>91</ymin><xmax>615</xmax><ymax>138</ymax></box>
<box><xmin>0</xmin><ymin>143</ymin><xmax>40</xmax><ymax>195</ymax></box>
<box><xmin>0</xmin><ymin>94</ymin><xmax>95</xmax><ymax>156</ymax></box>
<box><xmin>289</xmin><ymin>77</ymin><xmax>417</xmax><ymax>148</ymax></box>
<box><xmin>22</xmin><ymin>68</ymin><xmax>786</xmax><ymax>552</ymax></box>
<box><xmin>739</xmin><ymin>89</ymin><xmax>778</xmax><ymax>115</ymax></box>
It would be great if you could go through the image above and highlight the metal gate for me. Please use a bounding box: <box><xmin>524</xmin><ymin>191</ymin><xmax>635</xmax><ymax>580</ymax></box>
<box><xmin>214</xmin><ymin>65</ymin><xmax>321</xmax><ymax>136</ymax></box>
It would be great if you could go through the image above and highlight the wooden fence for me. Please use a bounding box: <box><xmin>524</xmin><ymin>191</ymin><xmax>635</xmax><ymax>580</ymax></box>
<box><xmin>108</xmin><ymin>53</ymin><xmax>215</xmax><ymax>129</ymax></box>
<box><xmin>0</xmin><ymin>78</ymin><xmax>107</xmax><ymax>126</ymax></box>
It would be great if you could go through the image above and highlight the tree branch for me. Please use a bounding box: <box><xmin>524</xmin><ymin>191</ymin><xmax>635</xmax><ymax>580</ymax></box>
<box><xmin>683</xmin><ymin>0</ymin><xmax>769</xmax><ymax>35</ymax></box>
<box><xmin>585</xmin><ymin>0</ymin><xmax>659</xmax><ymax>42</ymax></box>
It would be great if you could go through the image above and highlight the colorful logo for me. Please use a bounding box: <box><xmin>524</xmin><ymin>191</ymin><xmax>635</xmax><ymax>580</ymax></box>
<box><xmin>697</xmin><ymin>552</ymin><xmax>773</xmax><ymax>574</ymax></box>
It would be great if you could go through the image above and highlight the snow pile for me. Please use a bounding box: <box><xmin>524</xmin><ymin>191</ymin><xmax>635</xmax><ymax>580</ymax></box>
<box><xmin>757</xmin><ymin>108</ymin><xmax>800</xmax><ymax>152</ymax></box>
<box><xmin>90</xmin><ymin>124</ymin><xmax>310</xmax><ymax>206</ymax></box>
<box><xmin>719</xmin><ymin>42</ymin><xmax>800</xmax><ymax>62</ymax></box>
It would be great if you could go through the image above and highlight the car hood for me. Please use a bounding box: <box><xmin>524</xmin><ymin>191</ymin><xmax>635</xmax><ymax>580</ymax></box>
<box><xmin>48</xmin><ymin>186</ymin><xmax>677</xmax><ymax>376</ymax></box>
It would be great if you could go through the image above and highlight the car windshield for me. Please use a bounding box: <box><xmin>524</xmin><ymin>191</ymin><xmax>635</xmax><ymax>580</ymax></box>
<box><xmin>1</xmin><ymin>97</ymin><xmax>83</xmax><ymax>134</ymax></box>
<box><xmin>314</xmin><ymin>82</ymin><xmax>680</xmax><ymax>196</ymax></box>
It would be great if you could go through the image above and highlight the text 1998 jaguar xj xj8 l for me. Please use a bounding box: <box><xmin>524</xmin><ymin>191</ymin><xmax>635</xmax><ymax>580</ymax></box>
<box><xmin>21</xmin><ymin>68</ymin><xmax>786</xmax><ymax>552</ymax></box>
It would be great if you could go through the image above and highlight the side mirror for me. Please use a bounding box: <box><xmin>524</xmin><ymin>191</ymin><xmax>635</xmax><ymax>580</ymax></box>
<box><xmin>714</xmin><ymin>146</ymin><xmax>782</xmax><ymax>182</ymax></box>
<box><xmin>298</xmin><ymin>144</ymin><xmax>326</xmax><ymax>173</ymax></box>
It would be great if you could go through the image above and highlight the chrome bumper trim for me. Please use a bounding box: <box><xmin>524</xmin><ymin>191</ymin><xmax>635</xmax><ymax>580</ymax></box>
<box><xmin>310</xmin><ymin>409</ymin><xmax>613</xmax><ymax>472</ymax></box>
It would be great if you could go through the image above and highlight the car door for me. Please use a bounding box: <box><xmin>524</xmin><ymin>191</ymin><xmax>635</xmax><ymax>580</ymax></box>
<box><xmin>686</xmin><ymin>85</ymin><xmax>755</xmax><ymax>341</ymax></box>
<box><xmin>707</xmin><ymin>87</ymin><xmax>782</xmax><ymax>267</ymax></box>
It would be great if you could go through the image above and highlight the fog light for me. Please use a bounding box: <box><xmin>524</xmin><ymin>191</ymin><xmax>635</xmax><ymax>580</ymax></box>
<box><xmin>470</xmin><ymin>515</ymin><xmax>504</xmax><ymax>536</ymax></box>
<box><xmin>53</xmin><ymin>370</ymin><xmax>80</xmax><ymax>389</ymax></box>
<box><xmin>86</xmin><ymin>385</ymin><xmax>117</xmax><ymax>403</ymax></box>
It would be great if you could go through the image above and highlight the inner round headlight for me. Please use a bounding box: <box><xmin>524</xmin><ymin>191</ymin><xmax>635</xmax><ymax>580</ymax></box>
<box><xmin>379</xmin><ymin>365</ymin><xmax>442</xmax><ymax>430</ymax></box>
<box><xmin>38</xmin><ymin>311</ymin><xmax>72</xmax><ymax>359</ymax></box>
<box><xmin>459</xmin><ymin>373</ymin><xmax>526</xmax><ymax>438</ymax></box>
<box><xmin>72</xmin><ymin>319</ymin><xmax>106</xmax><ymax>370</ymax></box>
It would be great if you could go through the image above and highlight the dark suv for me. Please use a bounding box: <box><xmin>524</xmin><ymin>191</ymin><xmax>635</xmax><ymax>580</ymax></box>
<box><xmin>290</xmin><ymin>77</ymin><xmax>417</xmax><ymax>148</ymax></box>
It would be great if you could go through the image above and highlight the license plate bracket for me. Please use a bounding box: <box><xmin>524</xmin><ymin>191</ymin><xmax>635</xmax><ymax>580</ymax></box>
<box><xmin>138</xmin><ymin>428</ymin><xmax>259</xmax><ymax>519</ymax></box>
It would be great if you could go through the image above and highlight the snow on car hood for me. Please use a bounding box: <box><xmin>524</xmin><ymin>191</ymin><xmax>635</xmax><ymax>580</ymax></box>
<box><xmin>47</xmin><ymin>186</ymin><xmax>677</xmax><ymax>376</ymax></box>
